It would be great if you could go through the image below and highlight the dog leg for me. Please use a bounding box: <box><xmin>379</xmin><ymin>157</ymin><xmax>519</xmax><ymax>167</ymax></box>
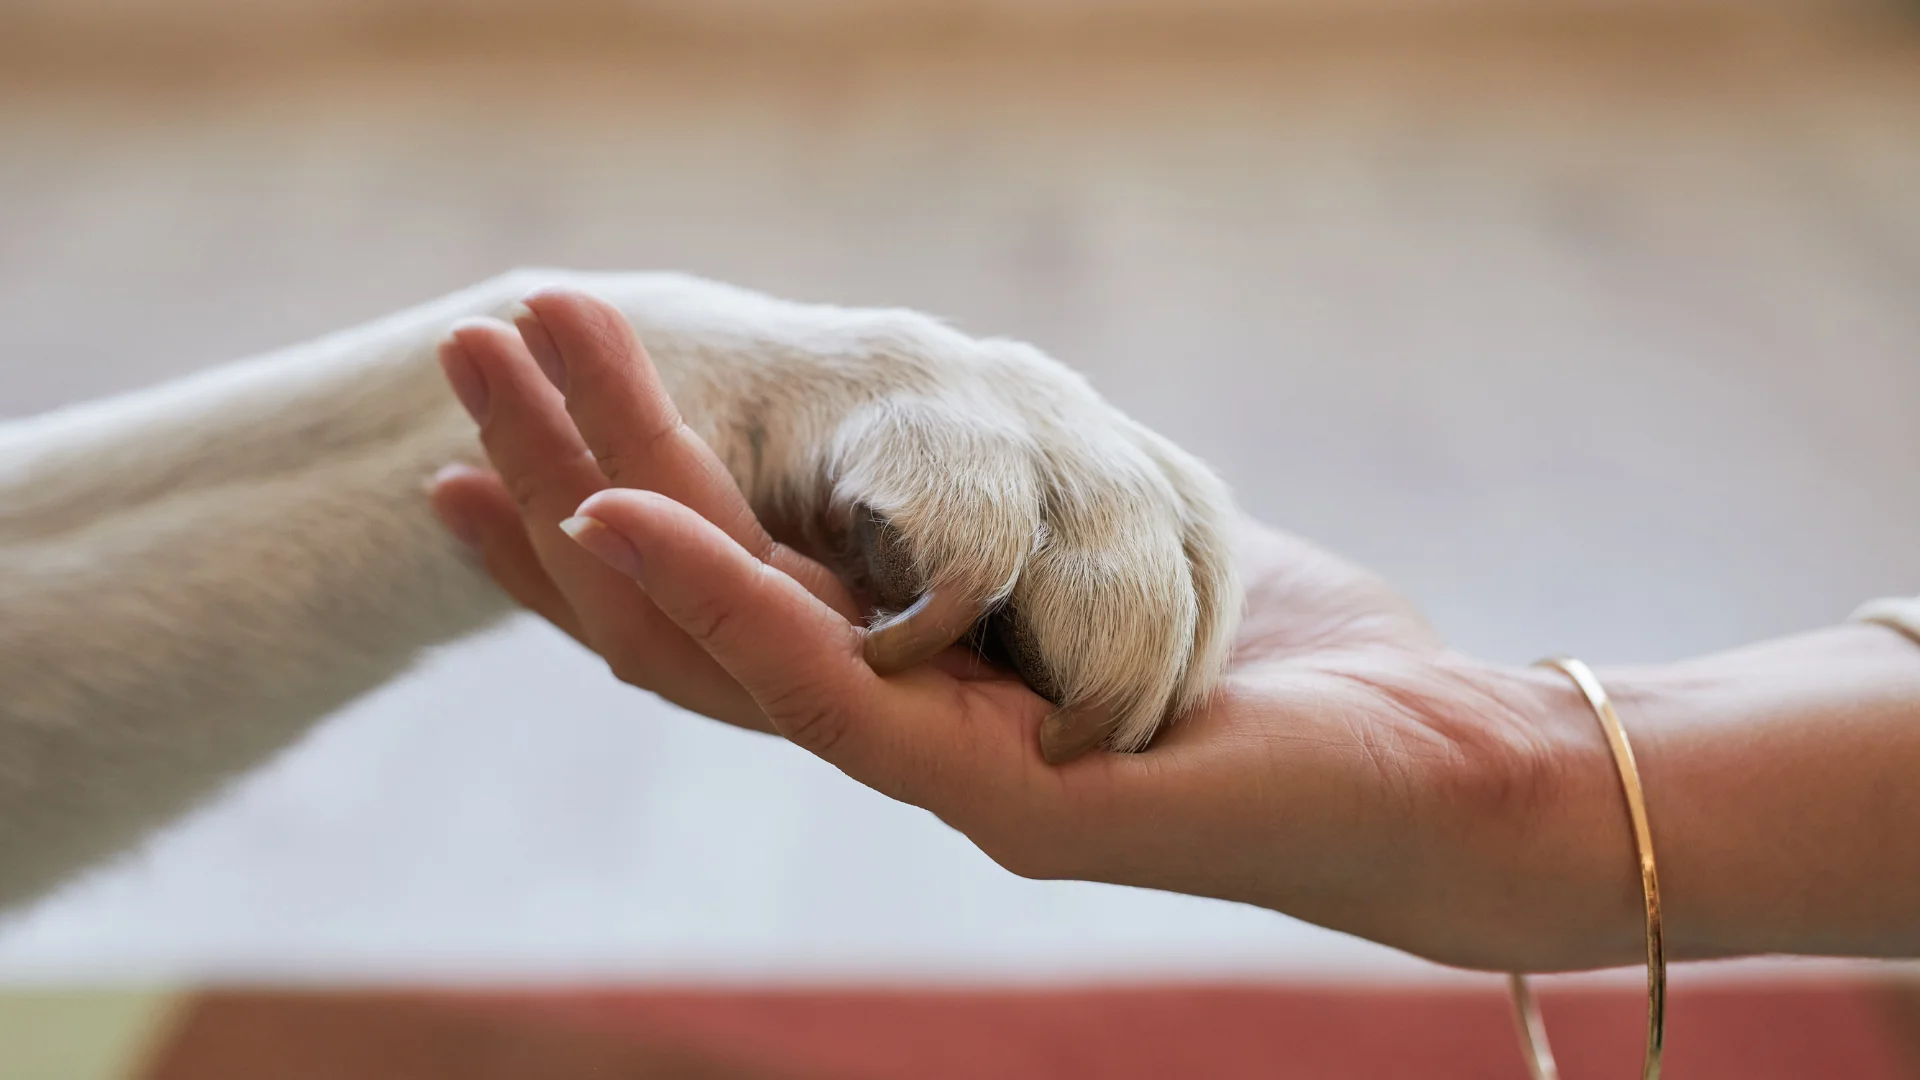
<box><xmin>0</xmin><ymin>276</ymin><xmax>538</xmax><ymax>907</ymax></box>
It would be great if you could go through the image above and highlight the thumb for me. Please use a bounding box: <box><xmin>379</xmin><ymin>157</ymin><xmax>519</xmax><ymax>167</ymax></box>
<box><xmin>571</xmin><ymin>488</ymin><xmax>1083</xmax><ymax>859</ymax></box>
<box><xmin>566</xmin><ymin>488</ymin><xmax>882</xmax><ymax>762</ymax></box>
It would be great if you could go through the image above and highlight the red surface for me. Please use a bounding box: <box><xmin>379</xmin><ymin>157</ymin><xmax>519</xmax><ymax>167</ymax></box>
<box><xmin>460</xmin><ymin>982</ymin><xmax>1919</xmax><ymax>1079</ymax></box>
<box><xmin>147</xmin><ymin>981</ymin><xmax>1920</xmax><ymax>1080</ymax></box>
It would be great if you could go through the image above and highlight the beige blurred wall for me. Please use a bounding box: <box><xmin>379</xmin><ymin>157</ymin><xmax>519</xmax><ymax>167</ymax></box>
<box><xmin>0</xmin><ymin>0</ymin><xmax>1903</xmax><ymax>47</ymax></box>
<box><xmin>2</xmin><ymin>0</ymin><xmax>1894</xmax><ymax>20</ymax></box>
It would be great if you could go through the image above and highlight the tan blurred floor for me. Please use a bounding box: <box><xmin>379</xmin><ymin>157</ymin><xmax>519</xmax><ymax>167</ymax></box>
<box><xmin>0</xmin><ymin>16</ymin><xmax>1916</xmax><ymax>981</ymax></box>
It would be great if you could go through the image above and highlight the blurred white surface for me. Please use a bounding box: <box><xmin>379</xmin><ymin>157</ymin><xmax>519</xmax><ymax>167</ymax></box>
<box><xmin>0</xmin><ymin>22</ymin><xmax>1915</xmax><ymax>984</ymax></box>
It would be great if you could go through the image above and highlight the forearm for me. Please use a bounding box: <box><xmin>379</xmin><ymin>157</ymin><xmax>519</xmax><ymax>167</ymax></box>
<box><xmin>0</xmin><ymin>266</ymin><xmax>907</xmax><ymax>907</ymax></box>
<box><xmin>1617</xmin><ymin>622</ymin><xmax>1920</xmax><ymax>959</ymax></box>
<box><xmin>0</xmin><ymin>276</ymin><xmax>517</xmax><ymax>541</ymax></box>
<box><xmin>1537</xmin><ymin>622</ymin><xmax>1920</xmax><ymax>968</ymax></box>
<box><xmin>0</xmin><ymin>279</ymin><xmax>525</xmax><ymax>907</ymax></box>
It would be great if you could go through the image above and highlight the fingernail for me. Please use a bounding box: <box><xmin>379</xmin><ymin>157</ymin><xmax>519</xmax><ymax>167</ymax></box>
<box><xmin>513</xmin><ymin>298</ymin><xmax>567</xmax><ymax>395</ymax></box>
<box><xmin>561</xmin><ymin>515</ymin><xmax>644</xmax><ymax>579</ymax></box>
<box><xmin>1038</xmin><ymin>702</ymin><xmax>1119</xmax><ymax>765</ymax></box>
<box><xmin>437</xmin><ymin>337</ymin><xmax>490</xmax><ymax>422</ymax></box>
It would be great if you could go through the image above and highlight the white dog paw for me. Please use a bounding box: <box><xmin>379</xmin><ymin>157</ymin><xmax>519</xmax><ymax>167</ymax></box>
<box><xmin>568</xmin><ymin>272</ymin><xmax>1242</xmax><ymax>759</ymax></box>
<box><xmin>814</xmin><ymin>337</ymin><xmax>1240</xmax><ymax>760</ymax></box>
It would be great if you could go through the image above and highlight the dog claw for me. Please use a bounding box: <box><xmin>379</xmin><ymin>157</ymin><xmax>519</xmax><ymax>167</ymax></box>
<box><xmin>1038</xmin><ymin>701</ymin><xmax>1121</xmax><ymax>764</ymax></box>
<box><xmin>862</xmin><ymin>588</ymin><xmax>987</xmax><ymax>675</ymax></box>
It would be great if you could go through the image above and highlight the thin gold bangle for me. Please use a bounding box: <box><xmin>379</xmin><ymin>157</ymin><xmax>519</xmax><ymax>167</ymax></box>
<box><xmin>1510</xmin><ymin>656</ymin><xmax>1665</xmax><ymax>1080</ymax></box>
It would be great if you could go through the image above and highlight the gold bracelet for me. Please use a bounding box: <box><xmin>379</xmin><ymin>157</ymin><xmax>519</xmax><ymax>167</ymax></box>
<box><xmin>1509</xmin><ymin>657</ymin><xmax>1665</xmax><ymax>1080</ymax></box>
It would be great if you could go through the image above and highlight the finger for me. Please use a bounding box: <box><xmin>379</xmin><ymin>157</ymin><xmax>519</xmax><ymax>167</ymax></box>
<box><xmin>516</xmin><ymin>289</ymin><xmax>860</xmax><ymax>622</ymax></box>
<box><xmin>517</xmin><ymin>289</ymin><xmax>771</xmax><ymax>558</ymax></box>
<box><xmin>440</xmin><ymin>318</ymin><xmax>604</xmax><ymax>527</ymax></box>
<box><xmin>574</xmin><ymin>489</ymin><xmax>1145</xmax><ymax>881</ymax></box>
<box><xmin>568</xmin><ymin>489</ymin><xmax>869</xmax><ymax>729</ymax></box>
<box><xmin>440</xmin><ymin>319</ymin><xmax>752</xmax><ymax>709</ymax></box>
<box><xmin>570</xmin><ymin>488</ymin><xmax>1005</xmax><ymax>791</ymax></box>
<box><xmin>429</xmin><ymin>464</ymin><xmax>588</xmax><ymax>646</ymax></box>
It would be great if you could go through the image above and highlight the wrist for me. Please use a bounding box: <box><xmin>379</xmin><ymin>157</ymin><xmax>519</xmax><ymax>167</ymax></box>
<box><xmin>1361</xmin><ymin>653</ymin><xmax>1644</xmax><ymax>973</ymax></box>
<box><xmin>1478</xmin><ymin>659</ymin><xmax>1649</xmax><ymax>972</ymax></box>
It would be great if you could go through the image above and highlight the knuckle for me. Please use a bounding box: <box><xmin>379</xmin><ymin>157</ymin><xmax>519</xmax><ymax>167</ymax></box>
<box><xmin>583</xmin><ymin>422</ymin><xmax>680</xmax><ymax>484</ymax></box>
<box><xmin>762</xmin><ymin>683</ymin><xmax>848</xmax><ymax>757</ymax></box>
<box><xmin>587</xmin><ymin>439</ymin><xmax>630</xmax><ymax>482</ymax></box>
<box><xmin>681</xmin><ymin>594</ymin><xmax>738</xmax><ymax>651</ymax></box>
<box><xmin>505</xmin><ymin>469</ymin><xmax>544</xmax><ymax>514</ymax></box>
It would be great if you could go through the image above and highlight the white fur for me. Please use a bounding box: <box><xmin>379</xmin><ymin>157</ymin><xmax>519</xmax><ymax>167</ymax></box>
<box><xmin>0</xmin><ymin>270</ymin><xmax>1240</xmax><ymax>908</ymax></box>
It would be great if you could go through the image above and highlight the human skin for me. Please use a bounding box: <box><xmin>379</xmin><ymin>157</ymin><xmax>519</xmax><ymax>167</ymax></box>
<box><xmin>433</xmin><ymin>288</ymin><xmax>1920</xmax><ymax>972</ymax></box>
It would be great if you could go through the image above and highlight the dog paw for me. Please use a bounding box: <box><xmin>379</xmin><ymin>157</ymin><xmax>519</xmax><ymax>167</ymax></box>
<box><xmin>561</xmin><ymin>272</ymin><xmax>1241</xmax><ymax>760</ymax></box>
<box><xmin>814</xmin><ymin>337</ymin><xmax>1240</xmax><ymax>760</ymax></box>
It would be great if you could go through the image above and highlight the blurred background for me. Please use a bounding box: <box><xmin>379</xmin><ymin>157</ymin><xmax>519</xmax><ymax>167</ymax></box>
<box><xmin>1</xmin><ymin>0</ymin><xmax>1918</xmax><ymax>1076</ymax></box>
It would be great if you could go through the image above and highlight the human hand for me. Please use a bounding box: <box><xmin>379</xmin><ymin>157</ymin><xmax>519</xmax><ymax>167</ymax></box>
<box><xmin>430</xmin><ymin>279</ymin><xmax>1241</xmax><ymax>753</ymax></box>
<box><xmin>431</xmin><ymin>290</ymin><xmax>1642</xmax><ymax>972</ymax></box>
<box><xmin>575</xmin><ymin>489</ymin><xmax>1645</xmax><ymax>970</ymax></box>
<box><xmin>427</xmin><ymin>290</ymin><xmax>859</xmax><ymax>733</ymax></box>
<box><xmin>425</xmin><ymin>286</ymin><xmax>1132</xmax><ymax>738</ymax></box>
